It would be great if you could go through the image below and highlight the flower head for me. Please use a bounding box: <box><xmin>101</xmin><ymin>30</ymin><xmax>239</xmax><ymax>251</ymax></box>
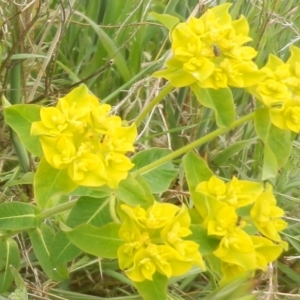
<box><xmin>118</xmin><ymin>202</ymin><xmax>205</xmax><ymax>282</ymax></box>
<box><xmin>194</xmin><ymin>175</ymin><xmax>288</xmax><ymax>282</ymax></box>
<box><xmin>269</xmin><ymin>98</ymin><xmax>300</xmax><ymax>133</ymax></box>
<box><xmin>250</xmin><ymin>184</ymin><xmax>287</xmax><ymax>242</ymax></box>
<box><xmin>153</xmin><ymin>3</ymin><xmax>262</xmax><ymax>89</ymax></box>
<box><xmin>31</xmin><ymin>85</ymin><xmax>137</xmax><ymax>188</ymax></box>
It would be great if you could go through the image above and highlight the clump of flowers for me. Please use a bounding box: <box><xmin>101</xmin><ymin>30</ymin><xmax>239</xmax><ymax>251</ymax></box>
<box><xmin>31</xmin><ymin>85</ymin><xmax>137</xmax><ymax>188</ymax></box>
<box><xmin>117</xmin><ymin>202</ymin><xmax>205</xmax><ymax>282</ymax></box>
<box><xmin>195</xmin><ymin>175</ymin><xmax>288</xmax><ymax>282</ymax></box>
<box><xmin>249</xmin><ymin>46</ymin><xmax>300</xmax><ymax>133</ymax></box>
<box><xmin>153</xmin><ymin>3</ymin><xmax>263</xmax><ymax>89</ymax></box>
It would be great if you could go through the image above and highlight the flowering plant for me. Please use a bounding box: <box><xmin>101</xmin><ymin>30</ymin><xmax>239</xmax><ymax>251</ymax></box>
<box><xmin>31</xmin><ymin>85</ymin><xmax>136</xmax><ymax>189</ymax></box>
<box><xmin>1</xmin><ymin>2</ymin><xmax>296</xmax><ymax>300</ymax></box>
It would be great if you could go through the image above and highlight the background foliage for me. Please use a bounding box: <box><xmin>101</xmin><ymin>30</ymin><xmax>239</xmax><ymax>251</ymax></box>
<box><xmin>1</xmin><ymin>0</ymin><xmax>300</xmax><ymax>299</ymax></box>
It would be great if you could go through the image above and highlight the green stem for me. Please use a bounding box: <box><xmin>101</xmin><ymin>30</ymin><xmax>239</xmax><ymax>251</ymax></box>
<box><xmin>40</xmin><ymin>199</ymin><xmax>78</xmax><ymax>220</ymax></box>
<box><xmin>133</xmin><ymin>112</ymin><xmax>256</xmax><ymax>176</ymax></box>
<box><xmin>134</xmin><ymin>82</ymin><xmax>173</xmax><ymax>127</ymax></box>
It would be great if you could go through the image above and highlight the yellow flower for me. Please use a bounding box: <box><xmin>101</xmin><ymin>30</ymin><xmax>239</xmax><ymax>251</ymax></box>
<box><xmin>270</xmin><ymin>98</ymin><xmax>300</xmax><ymax>133</ymax></box>
<box><xmin>213</xmin><ymin>228</ymin><xmax>256</xmax><ymax>270</ymax></box>
<box><xmin>118</xmin><ymin>218</ymin><xmax>150</xmax><ymax>270</ymax></box>
<box><xmin>225</xmin><ymin>176</ymin><xmax>263</xmax><ymax>208</ymax></box>
<box><xmin>118</xmin><ymin>202</ymin><xmax>205</xmax><ymax>282</ymax></box>
<box><xmin>251</xmin><ymin>236</ymin><xmax>288</xmax><ymax>269</ymax></box>
<box><xmin>204</xmin><ymin>200</ymin><xmax>238</xmax><ymax>237</ymax></box>
<box><xmin>103</xmin><ymin>152</ymin><xmax>135</xmax><ymax>189</ymax></box>
<box><xmin>88</xmin><ymin>103</ymin><xmax>118</xmax><ymax>133</ymax></box>
<box><xmin>31</xmin><ymin>107</ymin><xmax>68</xmax><ymax>136</ymax></box>
<box><xmin>250</xmin><ymin>184</ymin><xmax>287</xmax><ymax>241</ymax></box>
<box><xmin>121</xmin><ymin>202</ymin><xmax>179</xmax><ymax>229</ymax></box>
<box><xmin>220</xmin><ymin>262</ymin><xmax>250</xmax><ymax>283</ymax></box>
<box><xmin>196</xmin><ymin>175</ymin><xmax>227</xmax><ymax>200</ymax></box>
<box><xmin>153</xmin><ymin>3</ymin><xmax>261</xmax><ymax>89</ymax></box>
<box><xmin>39</xmin><ymin>135</ymin><xmax>76</xmax><ymax>169</ymax></box>
<box><xmin>67</xmin><ymin>152</ymin><xmax>106</xmax><ymax>187</ymax></box>
<box><xmin>161</xmin><ymin>206</ymin><xmax>205</xmax><ymax>270</ymax></box>
<box><xmin>31</xmin><ymin>85</ymin><xmax>136</xmax><ymax>188</ymax></box>
<box><xmin>125</xmin><ymin>244</ymin><xmax>183</xmax><ymax>282</ymax></box>
<box><xmin>286</xmin><ymin>46</ymin><xmax>300</xmax><ymax>96</ymax></box>
<box><xmin>101</xmin><ymin>124</ymin><xmax>137</xmax><ymax>154</ymax></box>
<box><xmin>220</xmin><ymin>59</ymin><xmax>264</xmax><ymax>88</ymax></box>
<box><xmin>196</xmin><ymin>175</ymin><xmax>263</xmax><ymax>208</ymax></box>
<box><xmin>248</xmin><ymin>54</ymin><xmax>291</xmax><ymax>106</ymax></box>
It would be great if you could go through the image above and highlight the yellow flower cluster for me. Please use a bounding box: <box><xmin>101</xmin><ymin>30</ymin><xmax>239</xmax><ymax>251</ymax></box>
<box><xmin>249</xmin><ymin>47</ymin><xmax>300</xmax><ymax>133</ymax></box>
<box><xmin>153</xmin><ymin>3</ymin><xmax>263</xmax><ymax>89</ymax></box>
<box><xmin>117</xmin><ymin>202</ymin><xmax>205</xmax><ymax>282</ymax></box>
<box><xmin>31</xmin><ymin>85</ymin><xmax>137</xmax><ymax>188</ymax></box>
<box><xmin>196</xmin><ymin>175</ymin><xmax>288</xmax><ymax>282</ymax></box>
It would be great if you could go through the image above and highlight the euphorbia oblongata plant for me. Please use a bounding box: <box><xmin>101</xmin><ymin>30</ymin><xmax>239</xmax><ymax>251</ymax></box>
<box><xmin>2</xmin><ymin>3</ymin><xmax>295</xmax><ymax>300</ymax></box>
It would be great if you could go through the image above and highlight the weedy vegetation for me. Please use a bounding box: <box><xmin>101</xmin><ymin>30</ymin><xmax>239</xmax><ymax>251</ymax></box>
<box><xmin>1</xmin><ymin>0</ymin><xmax>300</xmax><ymax>299</ymax></box>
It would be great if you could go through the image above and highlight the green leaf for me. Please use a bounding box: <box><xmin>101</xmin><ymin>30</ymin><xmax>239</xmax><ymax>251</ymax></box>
<box><xmin>4</xmin><ymin>172</ymin><xmax>35</xmax><ymax>188</ymax></box>
<box><xmin>134</xmin><ymin>272</ymin><xmax>168</xmax><ymax>300</ymax></box>
<box><xmin>116</xmin><ymin>175</ymin><xmax>155</xmax><ymax>206</ymax></box>
<box><xmin>75</xmin><ymin>11</ymin><xmax>132</xmax><ymax>82</ymax></box>
<box><xmin>211</xmin><ymin>138</ymin><xmax>257</xmax><ymax>166</ymax></box>
<box><xmin>34</xmin><ymin>157</ymin><xmax>77</xmax><ymax>209</ymax></box>
<box><xmin>4</xmin><ymin>104</ymin><xmax>42</xmax><ymax>157</ymax></box>
<box><xmin>50</xmin><ymin>231</ymin><xmax>81</xmax><ymax>265</ymax></box>
<box><xmin>183</xmin><ymin>151</ymin><xmax>213</xmax><ymax>195</ymax></box>
<box><xmin>11</xmin><ymin>53</ymin><xmax>47</xmax><ymax>60</ymax></box>
<box><xmin>189</xmin><ymin>225</ymin><xmax>219</xmax><ymax>255</ymax></box>
<box><xmin>28</xmin><ymin>223</ymin><xmax>68</xmax><ymax>281</ymax></box>
<box><xmin>254</xmin><ymin>108</ymin><xmax>292</xmax><ymax>179</ymax></box>
<box><xmin>131</xmin><ymin>148</ymin><xmax>178</xmax><ymax>193</ymax></box>
<box><xmin>183</xmin><ymin>152</ymin><xmax>213</xmax><ymax>220</ymax></box>
<box><xmin>0</xmin><ymin>239</ymin><xmax>20</xmax><ymax>293</ymax></box>
<box><xmin>69</xmin><ymin>185</ymin><xmax>111</xmax><ymax>198</ymax></box>
<box><xmin>190</xmin><ymin>85</ymin><xmax>236</xmax><ymax>128</ymax></box>
<box><xmin>64</xmin><ymin>223</ymin><xmax>122</xmax><ymax>259</ymax></box>
<box><xmin>66</xmin><ymin>196</ymin><xmax>112</xmax><ymax>228</ymax></box>
<box><xmin>149</xmin><ymin>12</ymin><xmax>179</xmax><ymax>31</ymax></box>
<box><xmin>277</xmin><ymin>261</ymin><xmax>300</xmax><ymax>283</ymax></box>
<box><xmin>0</xmin><ymin>202</ymin><xmax>39</xmax><ymax>230</ymax></box>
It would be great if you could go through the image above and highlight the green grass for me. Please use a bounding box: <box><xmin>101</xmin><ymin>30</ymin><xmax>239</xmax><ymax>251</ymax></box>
<box><xmin>1</xmin><ymin>0</ymin><xmax>300</xmax><ymax>299</ymax></box>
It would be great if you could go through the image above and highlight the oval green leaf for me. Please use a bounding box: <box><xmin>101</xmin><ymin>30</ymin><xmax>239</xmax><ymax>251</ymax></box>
<box><xmin>4</xmin><ymin>104</ymin><xmax>43</xmax><ymax>157</ymax></box>
<box><xmin>134</xmin><ymin>272</ymin><xmax>168</xmax><ymax>300</ymax></box>
<box><xmin>66</xmin><ymin>196</ymin><xmax>112</xmax><ymax>228</ymax></box>
<box><xmin>190</xmin><ymin>84</ymin><xmax>236</xmax><ymax>128</ymax></box>
<box><xmin>50</xmin><ymin>231</ymin><xmax>81</xmax><ymax>265</ymax></box>
<box><xmin>183</xmin><ymin>151</ymin><xmax>213</xmax><ymax>220</ymax></box>
<box><xmin>131</xmin><ymin>148</ymin><xmax>178</xmax><ymax>193</ymax></box>
<box><xmin>189</xmin><ymin>225</ymin><xmax>219</xmax><ymax>255</ymax></box>
<box><xmin>254</xmin><ymin>108</ymin><xmax>292</xmax><ymax>179</ymax></box>
<box><xmin>0</xmin><ymin>202</ymin><xmax>39</xmax><ymax>230</ymax></box>
<box><xmin>34</xmin><ymin>157</ymin><xmax>78</xmax><ymax>209</ymax></box>
<box><xmin>64</xmin><ymin>223</ymin><xmax>122</xmax><ymax>259</ymax></box>
<box><xmin>149</xmin><ymin>12</ymin><xmax>179</xmax><ymax>31</ymax></box>
<box><xmin>116</xmin><ymin>175</ymin><xmax>155</xmax><ymax>206</ymax></box>
<box><xmin>28</xmin><ymin>223</ymin><xmax>68</xmax><ymax>281</ymax></box>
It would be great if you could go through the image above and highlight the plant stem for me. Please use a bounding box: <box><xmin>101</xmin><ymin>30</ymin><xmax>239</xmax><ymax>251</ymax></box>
<box><xmin>134</xmin><ymin>82</ymin><xmax>173</xmax><ymax>127</ymax></box>
<box><xmin>40</xmin><ymin>199</ymin><xmax>78</xmax><ymax>220</ymax></box>
<box><xmin>133</xmin><ymin>112</ymin><xmax>256</xmax><ymax>176</ymax></box>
